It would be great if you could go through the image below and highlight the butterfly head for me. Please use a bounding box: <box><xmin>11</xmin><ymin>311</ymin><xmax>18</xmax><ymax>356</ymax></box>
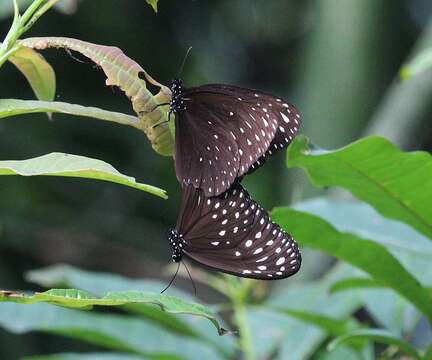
<box><xmin>170</xmin><ymin>79</ymin><xmax>186</xmax><ymax>114</ymax></box>
<box><xmin>168</xmin><ymin>229</ymin><xmax>185</xmax><ymax>263</ymax></box>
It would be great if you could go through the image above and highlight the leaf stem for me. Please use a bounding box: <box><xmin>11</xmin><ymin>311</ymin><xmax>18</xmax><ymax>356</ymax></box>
<box><xmin>0</xmin><ymin>0</ymin><xmax>50</xmax><ymax>69</ymax></box>
<box><xmin>18</xmin><ymin>0</ymin><xmax>47</xmax><ymax>28</ymax></box>
<box><xmin>21</xmin><ymin>0</ymin><xmax>62</xmax><ymax>34</ymax></box>
<box><xmin>232</xmin><ymin>298</ymin><xmax>255</xmax><ymax>360</ymax></box>
<box><xmin>227</xmin><ymin>278</ymin><xmax>256</xmax><ymax>360</ymax></box>
<box><xmin>0</xmin><ymin>44</ymin><xmax>20</xmax><ymax>68</ymax></box>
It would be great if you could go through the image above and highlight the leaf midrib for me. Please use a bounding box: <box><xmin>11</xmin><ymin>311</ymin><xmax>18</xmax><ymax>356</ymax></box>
<box><xmin>333</xmin><ymin>151</ymin><xmax>432</xmax><ymax>239</ymax></box>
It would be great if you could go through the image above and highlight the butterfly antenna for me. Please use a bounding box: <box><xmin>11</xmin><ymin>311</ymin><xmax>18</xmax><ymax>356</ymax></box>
<box><xmin>177</xmin><ymin>46</ymin><xmax>193</xmax><ymax>78</ymax></box>
<box><xmin>183</xmin><ymin>261</ymin><xmax>197</xmax><ymax>296</ymax></box>
<box><xmin>161</xmin><ymin>262</ymin><xmax>180</xmax><ymax>294</ymax></box>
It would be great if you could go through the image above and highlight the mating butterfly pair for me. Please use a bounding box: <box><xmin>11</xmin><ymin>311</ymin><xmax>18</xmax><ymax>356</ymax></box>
<box><xmin>167</xmin><ymin>79</ymin><xmax>302</xmax><ymax>280</ymax></box>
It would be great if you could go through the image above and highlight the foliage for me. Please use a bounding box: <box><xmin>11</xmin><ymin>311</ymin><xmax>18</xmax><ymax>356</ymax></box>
<box><xmin>401</xmin><ymin>47</ymin><xmax>432</xmax><ymax>80</ymax></box>
<box><xmin>0</xmin><ymin>1</ymin><xmax>431</xmax><ymax>360</ymax></box>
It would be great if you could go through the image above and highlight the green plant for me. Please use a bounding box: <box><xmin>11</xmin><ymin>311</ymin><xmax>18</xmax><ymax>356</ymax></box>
<box><xmin>1</xmin><ymin>1</ymin><xmax>432</xmax><ymax>360</ymax></box>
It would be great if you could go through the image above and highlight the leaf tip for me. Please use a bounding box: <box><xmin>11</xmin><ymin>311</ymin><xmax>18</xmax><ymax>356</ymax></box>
<box><xmin>146</xmin><ymin>0</ymin><xmax>158</xmax><ymax>12</ymax></box>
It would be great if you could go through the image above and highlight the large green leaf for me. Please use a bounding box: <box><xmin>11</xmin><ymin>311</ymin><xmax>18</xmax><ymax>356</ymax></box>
<box><xmin>0</xmin><ymin>152</ymin><xmax>167</xmax><ymax>199</ymax></box>
<box><xmin>0</xmin><ymin>99</ymin><xmax>141</xmax><ymax>129</ymax></box>
<box><xmin>313</xmin><ymin>346</ymin><xmax>373</xmax><ymax>360</ymax></box>
<box><xmin>26</xmin><ymin>265</ymin><xmax>198</xmax><ymax>337</ymax></box>
<box><xmin>330</xmin><ymin>278</ymin><xmax>383</xmax><ymax>293</ymax></box>
<box><xmin>272</xmin><ymin>308</ymin><xmax>360</xmax><ymax>336</ymax></box>
<box><xmin>328</xmin><ymin>329</ymin><xmax>421</xmax><ymax>360</ymax></box>
<box><xmin>248</xmin><ymin>264</ymin><xmax>364</xmax><ymax>360</ymax></box>
<box><xmin>292</xmin><ymin>197</ymin><xmax>428</xmax><ymax>333</ymax></box>
<box><xmin>287</xmin><ymin>136</ymin><xmax>432</xmax><ymax>239</ymax></box>
<box><xmin>0</xmin><ymin>303</ymin><xmax>222</xmax><ymax>360</ymax></box>
<box><xmin>26</xmin><ymin>265</ymin><xmax>190</xmax><ymax>298</ymax></box>
<box><xmin>0</xmin><ymin>289</ymin><xmax>226</xmax><ymax>336</ymax></box>
<box><xmin>8</xmin><ymin>47</ymin><xmax>56</xmax><ymax>101</ymax></box>
<box><xmin>25</xmin><ymin>265</ymin><xmax>234</xmax><ymax>354</ymax></box>
<box><xmin>272</xmin><ymin>208</ymin><xmax>432</xmax><ymax>322</ymax></box>
<box><xmin>293</xmin><ymin>197</ymin><xmax>432</xmax><ymax>285</ymax></box>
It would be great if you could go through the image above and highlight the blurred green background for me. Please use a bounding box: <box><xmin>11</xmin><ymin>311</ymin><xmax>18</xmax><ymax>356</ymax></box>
<box><xmin>1</xmin><ymin>0</ymin><xmax>432</xmax><ymax>358</ymax></box>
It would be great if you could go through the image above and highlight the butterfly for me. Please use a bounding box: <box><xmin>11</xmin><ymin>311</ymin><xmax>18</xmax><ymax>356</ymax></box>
<box><xmin>168</xmin><ymin>182</ymin><xmax>301</xmax><ymax>280</ymax></box>
<box><xmin>170</xmin><ymin>80</ymin><xmax>301</xmax><ymax>197</ymax></box>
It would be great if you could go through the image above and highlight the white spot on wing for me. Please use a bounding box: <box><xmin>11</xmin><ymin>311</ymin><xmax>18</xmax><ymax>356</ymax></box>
<box><xmin>276</xmin><ymin>257</ymin><xmax>285</xmax><ymax>265</ymax></box>
<box><xmin>281</xmin><ymin>112</ymin><xmax>290</xmax><ymax>123</ymax></box>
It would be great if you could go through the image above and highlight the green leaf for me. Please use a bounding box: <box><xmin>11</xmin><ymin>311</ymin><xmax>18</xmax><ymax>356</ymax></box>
<box><xmin>401</xmin><ymin>47</ymin><xmax>432</xmax><ymax>80</ymax></box>
<box><xmin>0</xmin><ymin>289</ymin><xmax>226</xmax><ymax>336</ymax></box>
<box><xmin>330</xmin><ymin>278</ymin><xmax>384</xmax><ymax>293</ymax></box>
<box><xmin>328</xmin><ymin>329</ymin><xmax>421</xmax><ymax>360</ymax></box>
<box><xmin>26</xmin><ymin>265</ymin><xmax>198</xmax><ymax>336</ymax></box>
<box><xmin>0</xmin><ymin>99</ymin><xmax>142</xmax><ymax>130</ymax></box>
<box><xmin>146</xmin><ymin>0</ymin><xmax>158</xmax><ymax>12</ymax></box>
<box><xmin>248</xmin><ymin>264</ymin><xmax>364</xmax><ymax>360</ymax></box>
<box><xmin>314</xmin><ymin>345</ymin><xmax>373</xmax><ymax>360</ymax></box>
<box><xmin>23</xmin><ymin>354</ymin><xmax>145</xmax><ymax>360</ymax></box>
<box><xmin>0</xmin><ymin>303</ymin><xmax>222</xmax><ymax>360</ymax></box>
<box><xmin>0</xmin><ymin>152</ymin><xmax>167</xmax><ymax>199</ymax></box>
<box><xmin>26</xmin><ymin>265</ymin><xmax>190</xmax><ymax>298</ymax></box>
<box><xmin>272</xmin><ymin>208</ymin><xmax>432</xmax><ymax>322</ymax></box>
<box><xmin>8</xmin><ymin>47</ymin><xmax>55</xmax><ymax>101</ymax></box>
<box><xmin>272</xmin><ymin>308</ymin><xmax>360</xmax><ymax>336</ymax></box>
<box><xmin>424</xmin><ymin>345</ymin><xmax>432</xmax><ymax>360</ymax></box>
<box><xmin>328</xmin><ymin>278</ymin><xmax>420</xmax><ymax>334</ymax></box>
<box><xmin>287</xmin><ymin>136</ymin><xmax>432</xmax><ymax>240</ymax></box>
<box><xmin>20</xmin><ymin>37</ymin><xmax>173</xmax><ymax>156</ymax></box>
<box><xmin>293</xmin><ymin>197</ymin><xmax>432</xmax><ymax>285</ymax></box>
<box><xmin>25</xmin><ymin>265</ymin><xmax>235</xmax><ymax>355</ymax></box>
<box><xmin>292</xmin><ymin>197</ymin><xmax>429</xmax><ymax>333</ymax></box>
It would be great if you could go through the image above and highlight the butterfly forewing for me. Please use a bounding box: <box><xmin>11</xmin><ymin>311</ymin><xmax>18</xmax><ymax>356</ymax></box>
<box><xmin>247</xmin><ymin>102</ymin><xmax>302</xmax><ymax>175</ymax></box>
<box><xmin>176</xmin><ymin>183</ymin><xmax>301</xmax><ymax>280</ymax></box>
<box><xmin>175</xmin><ymin>102</ymin><xmax>240</xmax><ymax>196</ymax></box>
<box><xmin>174</xmin><ymin>83</ymin><xmax>301</xmax><ymax>196</ymax></box>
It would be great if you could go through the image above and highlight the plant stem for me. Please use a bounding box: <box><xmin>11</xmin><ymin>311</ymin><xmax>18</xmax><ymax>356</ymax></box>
<box><xmin>21</xmin><ymin>0</ymin><xmax>61</xmax><ymax>34</ymax></box>
<box><xmin>19</xmin><ymin>0</ymin><xmax>46</xmax><ymax>27</ymax></box>
<box><xmin>227</xmin><ymin>278</ymin><xmax>256</xmax><ymax>360</ymax></box>
<box><xmin>363</xmin><ymin>19</ymin><xmax>432</xmax><ymax>149</ymax></box>
<box><xmin>0</xmin><ymin>0</ymin><xmax>48</xmax><ymax>69</ymax></box>
<box><xmin>232</xmin><ymin>297</ymin><xmax>255</xmax><ymax>360</ymax></box>
<box><xmin>1</xmin><ymin>2</ymin><xmax>20</xmax><ymax>52</ymax></box>
<box><xmin>0</xmin><ymin>44</ymin><xmax>20</xmax><ymax>68</ymax></box>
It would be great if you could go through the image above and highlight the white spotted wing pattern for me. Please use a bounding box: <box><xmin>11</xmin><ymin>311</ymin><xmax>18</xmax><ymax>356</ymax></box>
<box><xmin>247</xmin><ymin>102</ymin><xmax>301</xmax><ymax>175</ymax></box>
<box><xmin>171</xmin><ymin>81</ymin><xmax>302</xmax><ymax>197</ymax></box>
<box><xmin>171</xmin><ymin>182</ymin><xmax>301</xmax><ymax>280</ymax></box>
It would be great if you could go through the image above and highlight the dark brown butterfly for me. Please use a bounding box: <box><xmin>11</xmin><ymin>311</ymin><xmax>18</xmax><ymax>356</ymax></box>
<box><xmin>170</xmin><ymin>80</ymin><xmax>301</xmax><ymax>197</ymax></box>
<box><xmin>168</xmin><ymin>182</ymin><xmax>301</xmax><ymax>280</ymax></box>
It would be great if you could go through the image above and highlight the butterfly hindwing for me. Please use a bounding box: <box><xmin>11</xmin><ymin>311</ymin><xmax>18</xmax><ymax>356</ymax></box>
<box><xmin>175</xmin><ymin>183</ymin><xmax>301</xmax><ymax>280</ymax></box>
